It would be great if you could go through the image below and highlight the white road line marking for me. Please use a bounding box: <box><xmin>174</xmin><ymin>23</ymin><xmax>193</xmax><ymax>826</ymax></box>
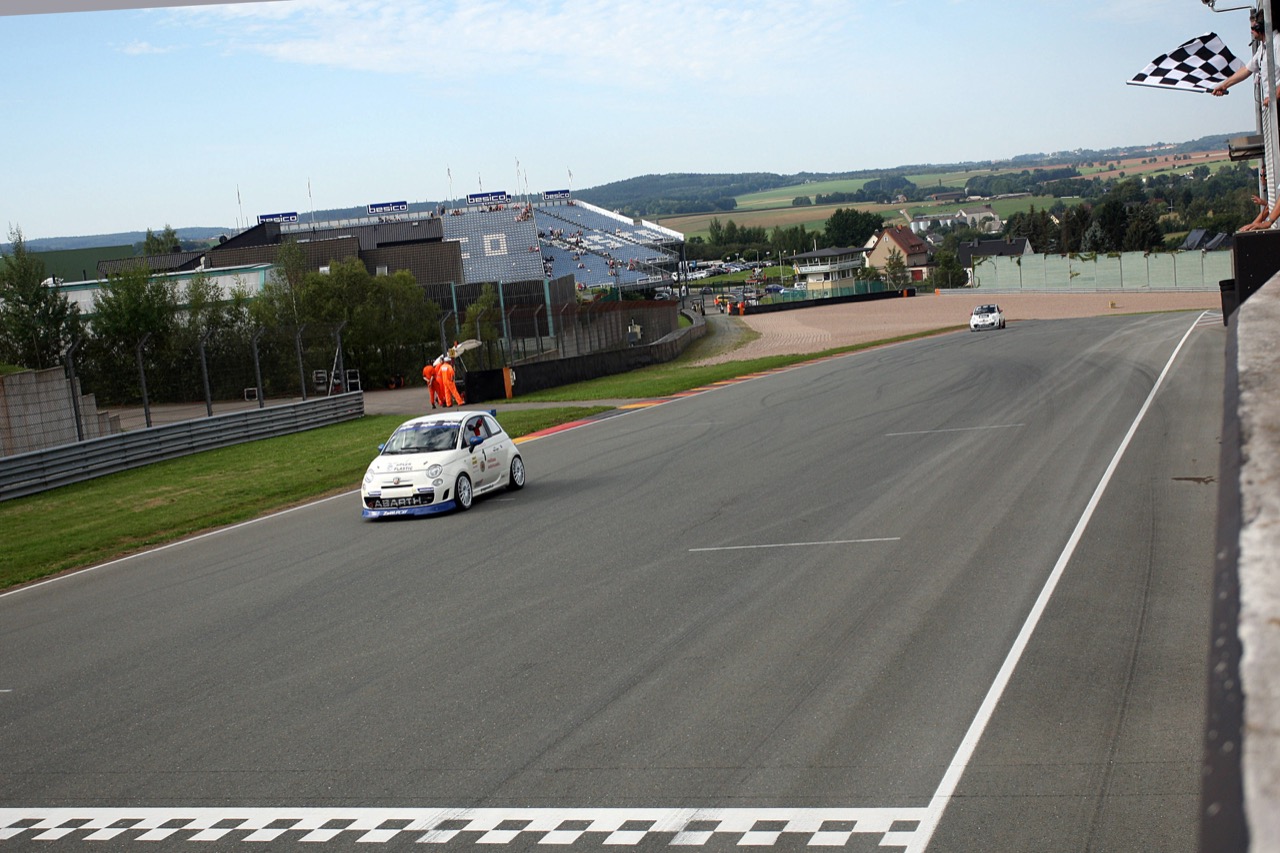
<box><xmin>904</xmin><ymin>311</ymin><xmax>1204</xmax><ymax>853</ymax></box>
<box><xmin>886</xmin><ymin>424</ymin><xmax>1024</xmax><ymax>437</ymax></box>
<box><xmin>690</xmin><ymin>538</ymin><xmax>899</xmax><ymax>553</ymax></box>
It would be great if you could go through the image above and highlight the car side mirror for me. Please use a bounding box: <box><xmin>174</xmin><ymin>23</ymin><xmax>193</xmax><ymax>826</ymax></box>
<box><xmin>468</xmin><ymin>434</ymin><xmax>483</xmax><ymax>449</ymax></box>
<box><xmin>377</xmin><ymin>443</ymin><xmax>386</xmax><ymax>452</ymax></box>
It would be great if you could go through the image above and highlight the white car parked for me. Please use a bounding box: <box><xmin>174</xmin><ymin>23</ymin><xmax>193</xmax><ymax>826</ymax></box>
<box><xmin>969</xmin><ymin>303</ymin><xmax>1006</xmax><ymax>331</ymax></box>
<box><xmin>361</xmin><ymin>411</ymin><xmax>525</xmax><ymax>518</ymax></box>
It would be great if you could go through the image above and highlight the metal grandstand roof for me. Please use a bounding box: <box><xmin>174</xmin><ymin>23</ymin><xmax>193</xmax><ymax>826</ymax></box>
<box><xmin>290</xmin><ymin>219</ymin><xmax>445</xmax><ymax>251</ymax></box>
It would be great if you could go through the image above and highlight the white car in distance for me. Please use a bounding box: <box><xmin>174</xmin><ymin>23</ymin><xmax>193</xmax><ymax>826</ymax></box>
<box><xmin>969</xmin><ymin>303</ymin><xmax>1006</xmax><ymax>331</ymax></box>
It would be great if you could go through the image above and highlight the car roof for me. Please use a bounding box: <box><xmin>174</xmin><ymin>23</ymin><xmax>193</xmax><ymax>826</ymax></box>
<box><xmin>397</xmin><ymin>410</ymin><xmax>497</xmax><ymax>429</ymax></box>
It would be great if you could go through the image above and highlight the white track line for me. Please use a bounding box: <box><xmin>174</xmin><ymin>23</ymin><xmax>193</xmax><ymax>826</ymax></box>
<box><xmin>690</xmin><ymin>538</ymin><xmax>900</xmax><ymax>552</ymax></box>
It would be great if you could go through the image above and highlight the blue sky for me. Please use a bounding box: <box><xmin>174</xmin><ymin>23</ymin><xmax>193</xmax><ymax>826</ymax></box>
<box><xmin>0</xmin><ymin>0</ymin><xmax>1262</xmax><ymax>239</ymax></box>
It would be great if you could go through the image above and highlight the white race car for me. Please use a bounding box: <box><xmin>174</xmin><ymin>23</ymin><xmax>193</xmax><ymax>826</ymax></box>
<box><xmin>361</xmin><ymin>411</ymin><xmax>525</xmax><ymax>518</ymax></box>
<box><xmin>969</xmin><ymin>303</ymin><xmax>1006</xmax><ymax>331</ymax></box>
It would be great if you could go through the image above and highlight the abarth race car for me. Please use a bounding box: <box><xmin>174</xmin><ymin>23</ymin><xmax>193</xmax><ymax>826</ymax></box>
<box><xmin>361</xmin><ymin>410</ymin><xmax>525</xmax><ymax>518</ymax></box>
<box><xmin>969</xmin><ymin>303</ymin><xmax>1006</xmax><ymax>331</ymax></box>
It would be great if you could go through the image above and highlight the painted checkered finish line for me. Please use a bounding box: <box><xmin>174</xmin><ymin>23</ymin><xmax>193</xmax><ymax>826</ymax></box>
<box><xmin>0</xmin><ymin>807</ymin><xmax>927</xmax><ymax>846</ymax></box>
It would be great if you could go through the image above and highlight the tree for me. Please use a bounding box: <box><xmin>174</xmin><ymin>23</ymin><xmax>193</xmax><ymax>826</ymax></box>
<box><xmin>1003</xmin><ymin>206</ymin><xmax>1059</xmax><ymax>253</ymax></box>
<box><xmin>1080</xmin><ymin>220</ymin><xmax>1109</xmax><ymax>253</ymax></box>
<box><xmin>883</xmin><ymin>249</ymin><xmax>910</xmax><ymax>289</ymax></box>
<box><xmin>251</xmin><ymin>256</ymin><xmax>439</xmax><ymax>386</ymax></box>
<box><xmin>84</xmin><ymin>263</ymin><xmax>179</xmax><ymax>403</ymax></box>
<box><xmin>1088</xmin><ymin>200</ymin><xmax>1129</xmax><ymax>252</ymax></box>
<box><xmin>932</xmin><ymin>249</ymin><xmax>967</xmax><ymax>288</ymax></box>
<box><xmin>824</xmin><ymin>208</ymin><xmax>884</xmax><ymax>248</ymax></box>
<box><xmin>0</xmin><ymin>226</ymin><xmax>84</xmax><ymax>370</ymax></box>
<box><xmin>1121</xmin><ymin>205</ymin><xmax>1164</xmax><ymax>252</ymax></box>
<box><xmin>248</xmin><ymin>240</ymin><xmax>309</xmax><ymax>328</ymax></box>
<box><xmin>142</xmin><ymin>225</ymin><xmax>181</xmax><ymax>255</ymax></box>
<box><xmin>461</xmin><ymin>283</ymin><xmax>502</xmax><ymax>368</ymax></box>
<box><xmin>1057</xmin><ymin>205</ymin><xmax>1093</xmax><ymax>254</ymax></box>
<box><xmin>707</xmin><ymin>218</ymin><xmax>725</xmax><ymax>245</ymax></box>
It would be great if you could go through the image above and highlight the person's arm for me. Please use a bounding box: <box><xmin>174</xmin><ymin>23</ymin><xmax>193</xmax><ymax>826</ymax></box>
<box><xmin>1215</xmin><ymin>64</ymin><xmax>1254</xmax><ymax>94</ymax></box>
<box><xmin>1242</xmin><ymin>196</ymin><xmax>1280</xmax><ymax>231</ymax></box>
<box><xmin>1262</xmin><ymin>197</ymin><xmax>1280</xmax><ymax>228</ymax></box>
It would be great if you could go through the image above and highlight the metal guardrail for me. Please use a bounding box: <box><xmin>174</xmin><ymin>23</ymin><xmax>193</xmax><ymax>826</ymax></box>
<box><xmin>0</xmin><ymin>392</ymin><xmax>364</xmax><ymax>502</ymax></box>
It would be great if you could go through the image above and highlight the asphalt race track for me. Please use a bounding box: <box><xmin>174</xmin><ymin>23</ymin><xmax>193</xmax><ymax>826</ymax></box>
<box><xmin>0</xmin><ymin>310</ymin><xmax>1225</xmax><ymax>851</ymax></box>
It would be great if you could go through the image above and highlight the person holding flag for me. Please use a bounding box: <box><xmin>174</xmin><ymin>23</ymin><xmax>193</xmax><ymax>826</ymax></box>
<box><xmin>1213</xmin><ymin>11</ymin><xmax>1280</xmax><ymax>103</ymax></box>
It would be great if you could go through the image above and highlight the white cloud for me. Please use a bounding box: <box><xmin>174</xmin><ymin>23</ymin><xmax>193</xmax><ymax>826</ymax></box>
<box><xmin>120</xmin><ymin>39</ymin><xmax>176</xmax><ymax>54</ymax></box>
<box><xmin>171</xmin><ymin>0</ymin><xmax>859</xmax><ymax>92</ymax></box>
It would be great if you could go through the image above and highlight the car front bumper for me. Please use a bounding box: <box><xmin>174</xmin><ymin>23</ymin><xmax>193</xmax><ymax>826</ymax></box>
<box><xmin>361</xmin><ymin>489</ymin><xmax>456</xmax><ymax>519</ymax></box>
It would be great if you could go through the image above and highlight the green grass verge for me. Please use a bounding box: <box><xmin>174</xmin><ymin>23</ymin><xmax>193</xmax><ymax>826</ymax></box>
<box><xmin>0</xmin><ymin>406</ymin><xmax>609</xmax><ymax>591</ymax></box>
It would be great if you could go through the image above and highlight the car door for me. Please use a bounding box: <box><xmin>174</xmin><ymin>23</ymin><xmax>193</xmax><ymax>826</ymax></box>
<box><xmin>463</xmin><ymin>415</ymin><xmax>499</xmax><ymax>489</ymax></box>
<box><xmin>481</xmin><ymin>415</ymin><xmax>513</xmax><ymax>485</ymax></box>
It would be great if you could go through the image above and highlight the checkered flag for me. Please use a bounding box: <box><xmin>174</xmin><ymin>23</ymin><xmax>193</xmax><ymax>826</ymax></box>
<box><xmin>1129</xmin><ymin>33</ymin><xmax>1243</xmax><ymax>93</ymax></box>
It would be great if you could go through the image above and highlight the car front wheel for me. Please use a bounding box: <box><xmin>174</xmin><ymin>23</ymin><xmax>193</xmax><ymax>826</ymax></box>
<box><xmin>454</xmin><ymin>473</ymin><xmax>473</xmax><ymax>511</ymax></box>
<box><xmin>508</xmin><ymin>455</ymin><xmax>526</xmax><ymax>491</ymax></box>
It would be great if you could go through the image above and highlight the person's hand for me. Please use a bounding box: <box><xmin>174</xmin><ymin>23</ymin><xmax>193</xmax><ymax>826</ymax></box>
<box><xmin>1213</xmin><ymin>84</ymin><xmax>1229</xmax><ymax>96</ymax></box>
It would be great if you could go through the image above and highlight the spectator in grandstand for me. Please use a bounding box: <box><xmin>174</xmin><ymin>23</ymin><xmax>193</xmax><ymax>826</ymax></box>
<box><xmin>1213</xmin><ymin>11</ymin><xmax>1280</xmax><ymax>105</ymax></box>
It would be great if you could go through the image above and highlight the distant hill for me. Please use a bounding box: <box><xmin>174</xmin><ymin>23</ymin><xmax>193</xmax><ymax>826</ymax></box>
<box><xmin>5</xmin><ymin>227</ymin><xmax>234</xmax><ymax>254</ymax></box>
<box><xmin>2</xmin><ymin>133</ymin><xmax>1248</xmax><ymax>251</ymax></box>
<box><xmin>576</xmin><ymin>133</ymin><xmax>1246</xmax><ymax>217</ymax></box>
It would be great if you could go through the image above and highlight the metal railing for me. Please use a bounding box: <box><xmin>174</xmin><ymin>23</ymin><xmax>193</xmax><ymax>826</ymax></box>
<box><xmin>0</xmin><ymin>392</ymin><xmax>364</xmax><ymax>502</ymax></box>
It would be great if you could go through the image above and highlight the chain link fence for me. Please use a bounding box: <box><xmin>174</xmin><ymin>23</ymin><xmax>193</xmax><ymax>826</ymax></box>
<box><xmin>440</xmin><ymin>300</ymin><xmax>681</xmax><ymax>371</ymax></box>
<box><xmin>3</xmin><ymin>294</ymin><xmax>682</xmax><ymax>454</ymax></box>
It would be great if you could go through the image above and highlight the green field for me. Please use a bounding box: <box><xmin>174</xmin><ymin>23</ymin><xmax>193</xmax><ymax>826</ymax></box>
<box><xmin>678</xmin><ymin>164</ymin><xmax>1108</xmax><ymax>240</ymax></box>
<box><xmin>733</xmin><ymin>165</ymin><xmax>1046</xmax><ymax>213</ymax></box>
<box><xmin>659</xmin><ymin>193</ymin><xmax>1077</xmax><ymax>242</ymax></box>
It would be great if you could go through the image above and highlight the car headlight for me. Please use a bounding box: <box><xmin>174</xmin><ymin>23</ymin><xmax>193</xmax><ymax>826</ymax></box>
<box><xmin>427</xmin><ymin>464</ymin><xmax>443</xmax><ymax>478</ymax></box>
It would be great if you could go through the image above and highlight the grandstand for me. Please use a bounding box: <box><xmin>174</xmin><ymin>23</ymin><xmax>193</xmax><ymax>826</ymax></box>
<box><xmin>233</xmin><ymin>193</ymin><xmax>688</xmax><ymax>294</ymax></box>
<box><xmin>532</xmin><ymin>199</ymin><xmax>683</xmax><ymax>292</ymax></box>
<box><xmin>440</xmin><ymin>196</ymin><xmax>683</xmax><ymax>292</ymax></box>
<box><xmin>440</xmin><ymin>206</ymin><xmax>545</xmax><ymax>284</ymax></box>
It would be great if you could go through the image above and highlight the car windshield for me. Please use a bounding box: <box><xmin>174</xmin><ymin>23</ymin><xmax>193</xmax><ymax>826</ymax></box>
<box><xmin>974</xmin><ymin>305</ymin><xmax>997</xmax><ymax>314</ymax></box>
<box><xmin>382</xmin><ymin>423</ymin><xmax>459</xmax><ymax>454</ymax></box>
